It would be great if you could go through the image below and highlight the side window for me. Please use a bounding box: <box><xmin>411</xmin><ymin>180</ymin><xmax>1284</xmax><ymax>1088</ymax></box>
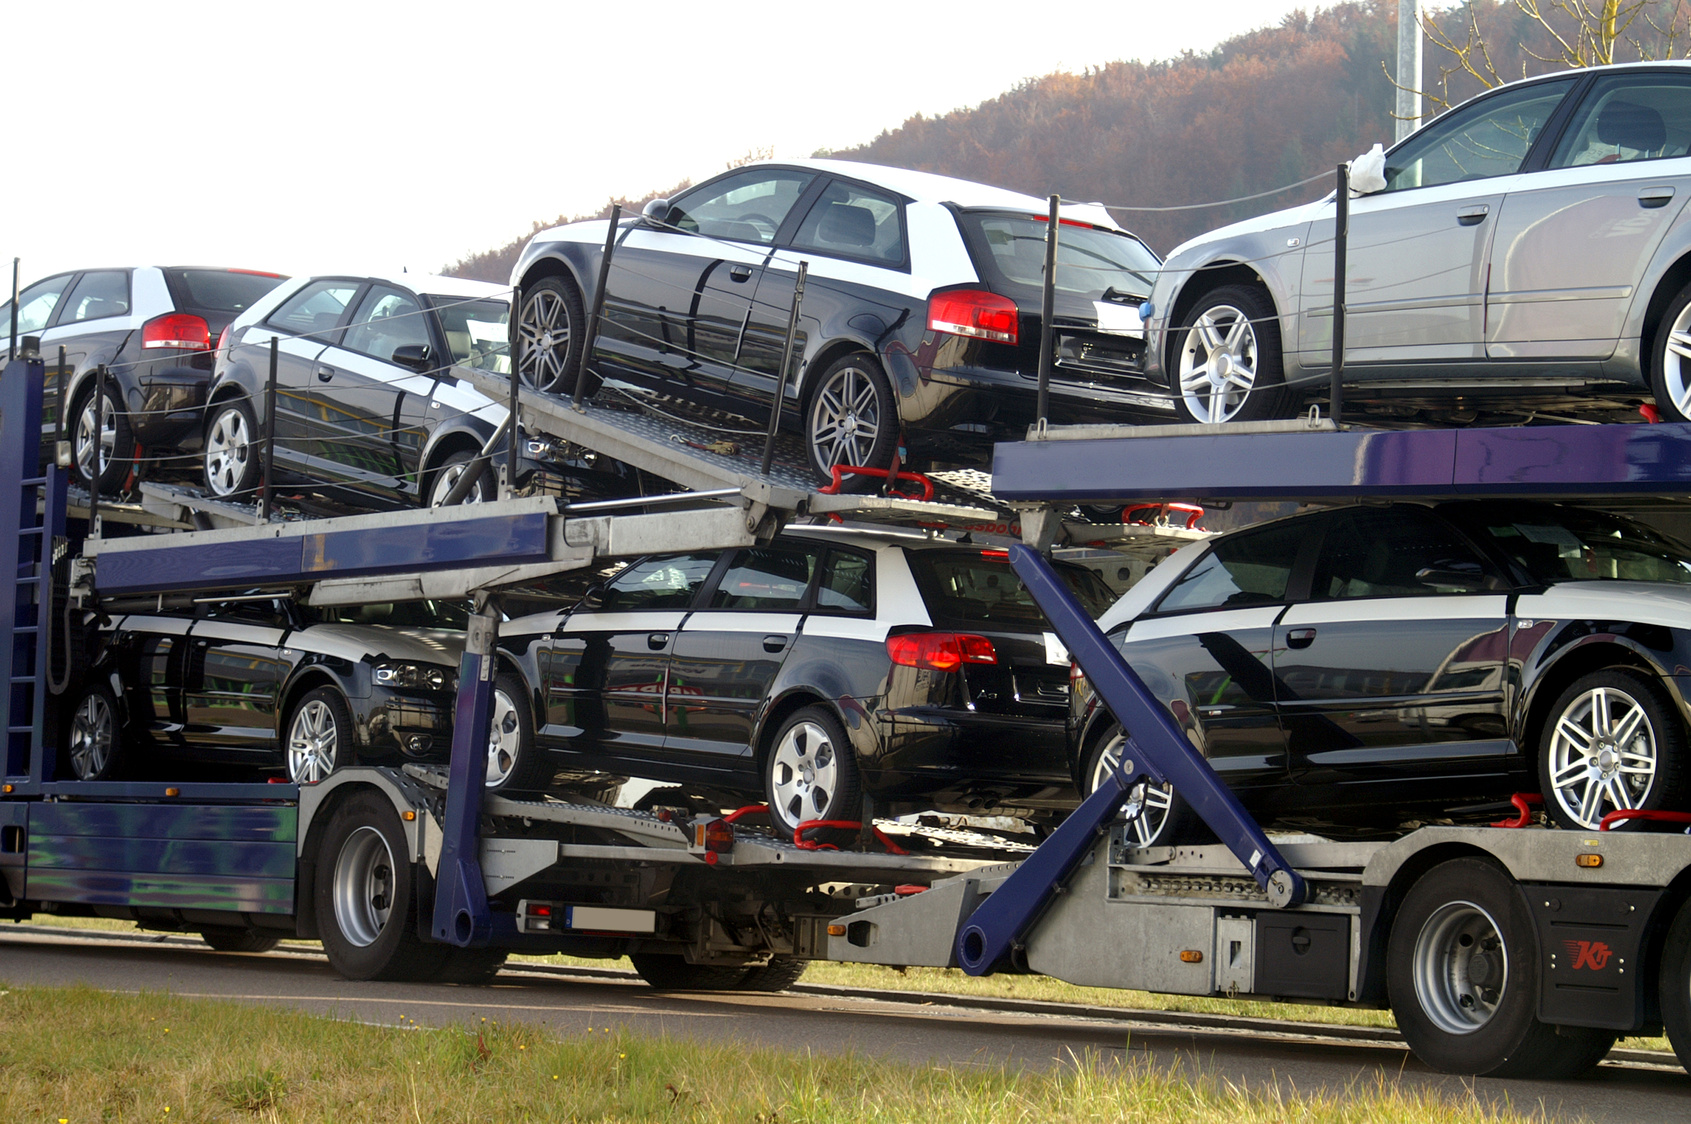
<box><xmin>265</xmin><ymin>280</ymin><xmax>361</xmax><ymax>338</ymax></box>
<box><xmin>815</xmin><ymin>549</ymin><xmax>874</xmax><ymax>614</ymax></box>
<box><xmin>342</xmin><ymin>286</ymin><xmax>431</xmax><ymax>363</ymax></box>
<box><xmin>2</xmin><ymin>275</ymin><xmax>74</xmax><ymax>335</ymax></box>
<box><xmin>202</xmin><ymin>599</ymin><xmax>289</xmax><ymax>628</ymax></box>
<box><xmin>709</xmin><ymin>545</ymin><xmax>820</xmax><ymax>611</ymax></box>
<box><xmin>601</xmin><ymin>554</ymin><xmax>720</xmax><ymax>611</ymax></box>
<box><xmin>789</xmin><ymin>180</ymin><xmax>906</xmax><ymax>265</ymax></box>
<box><xmin>1155</xmin><ymin>522</ymin><xmax>1305</xmax><ymax>613</ymax></box>
<box><xmin>668</xmin><ymin>169</ymin><xmax>816</xmax><ymax>245</ymax></box>
<box><xmin>59</xmin><ymin>271</ymin><xmax>131</xmax><ymax>324</ymax></box>
<box><xmin>1550</xmin><ymin>74</ymin><xmax>1691</xmax><ymax>168</ymax></box>
<box><xmin>1312</xmin><ymin>508</ymin><xmax>1492</xmax><ymax>599</ymax></box>
<box><xmin>1385</xmin><ymin>78</ymin><xmax>1576</xmax><ymax>191</ymax></box>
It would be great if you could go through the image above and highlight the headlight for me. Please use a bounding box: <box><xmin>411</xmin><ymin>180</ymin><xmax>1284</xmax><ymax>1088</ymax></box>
<box><xmin>373</xmin><ymin>662</ymin><xmax>456</xmax><ymax>691</ymax></box>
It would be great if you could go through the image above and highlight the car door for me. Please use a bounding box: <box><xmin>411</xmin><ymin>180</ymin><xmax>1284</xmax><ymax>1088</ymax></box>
<box><xmin>180</xmin><ymin>600</ymin><xmax>290</xmax><ymax>757</ymax></box>
<box><xmin>1298</xmin><ymin>76</ymin><xmax>1579</xmax><ymax>365</ymax></box>
<box><xmin>1113</xmin><ymin>519</ymin><xmax>1307</xmax><ymax>793</ymax></box>
<box><xmin>252</xmin><ymin>279</ymin><xmax>363</xmax><ymax>466</ymax></box>
<box><xmin>666</xmin><ymin>542</ymin><xmax>820</xmax><ymax>765</ymax></box>
<box><xmin>538</xmin><ymin>553</ymin><xmax>721</xmax><ymax>765</ymax></box>
<box><xmin>1274</xmin><ymin>506</ymin><xmax>1511</xmax><ymax>803</ymax></box>
<box><xmin>599</xmin><ymin>168</ymin><xmax>816</xmax><ymax>388</ymax></box>
<box><xmin>1487</xmin><ymin>71</ymin><xmax>1691</xmax><ymax>360</ymax></box>
<box><xmin>109</xmin><ymin>611</ymin><xmax>193</xmax><ymax>751</ymax></box>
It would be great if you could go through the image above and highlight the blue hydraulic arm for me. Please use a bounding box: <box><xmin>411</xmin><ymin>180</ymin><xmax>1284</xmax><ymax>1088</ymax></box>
<box><xmin>430</xmin><ymin>600</ymin><xmax>498</xmax><ymax>947</ymax></box>
<box><xmin>954</xmin><ymin>544</ymin><xmax>1305</xmax><ymax>976</ymax></box>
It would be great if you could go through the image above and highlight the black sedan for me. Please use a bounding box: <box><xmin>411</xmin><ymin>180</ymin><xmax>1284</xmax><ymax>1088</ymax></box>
<box><xmin>1072</xmin><ymin>500</ymin><xmax>1691</xmax><ymax>842</ymax></box>
<box><xmin>486</xmin><ymin>526</ymin><xmax>1116</xmax><ymax>837</ymax></box>
<box><xmin>66</xmin><ymin>598</ymin><xmax>467</xmax><ymax>784</ymax></box>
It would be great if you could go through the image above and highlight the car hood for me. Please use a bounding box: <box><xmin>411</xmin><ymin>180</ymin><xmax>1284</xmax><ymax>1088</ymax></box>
<box><xmin>1165</xmin><ymin>197</ymin><xmax>1330</xmax><ymax>263</ymax></box>
<box><xmin>295</xmin><ymin>623</ymin><xmax>465</xmax><ymax>666</ymax></box>
<box><xmin>1517</xmin><ymin>581</ymin><xmax>1691</xmax><ymax>630</ymax></box>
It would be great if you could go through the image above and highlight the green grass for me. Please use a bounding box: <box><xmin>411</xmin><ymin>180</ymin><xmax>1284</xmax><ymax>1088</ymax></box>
<box><xmin>0</xmin><ymin>983</ymin><xmax>1558</xmax><ymax>1123</ymax></box>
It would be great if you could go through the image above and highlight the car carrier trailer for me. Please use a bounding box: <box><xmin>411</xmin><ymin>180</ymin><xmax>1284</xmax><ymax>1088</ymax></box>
<box><xmin>5</xmin><ymin>353</ymin><xmax>1691</xmax><ymax>1081</ymax></box>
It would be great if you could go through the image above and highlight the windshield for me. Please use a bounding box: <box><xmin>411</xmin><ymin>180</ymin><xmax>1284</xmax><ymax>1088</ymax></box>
<box><xmin>1442</xmin><ymin>502</ymin><xmax>1691</xmax><ymax>586</ymax></box>
<box><xmin>428</xmin><ymin>295</ymin><xmax>510</xmax><ymax>373</ymax></box>
<box><xmin>956</xmin><ymin>211</ymin><xmax>1160</xmax><ymax>301</ymax></box>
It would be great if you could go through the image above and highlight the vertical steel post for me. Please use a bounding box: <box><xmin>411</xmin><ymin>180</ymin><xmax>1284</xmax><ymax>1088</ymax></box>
<box><xmin>508</xmin><ymin>286</ymin><xmax>520</xmax><ymax>493</ymax></box>
<box><xmin>9</xmin><ymin>258</ymin><xmax>17</xmax><ymax>358</ymax></box>
<box><xmin>55</xmin><ymin>345</ymin><xmax>67</xmax><ymax>448</ymax></box>
<box><xmin>260</xmin><ymin>336</ymin><xmax>279</xmax><ymax>521</ymax></box>
<box><xmin>1330</xmin><ymin>165</ymin><xmax>1349</xmax><ymax>426</ymax></box>
<box><xmin>573</xmin><ymin>204</ymin><xmax>621</xmax><ymax>409</ymax></box>
<box><xmin>1035</xmin><ymin>195</ymin><xmax>1059</xmax><ymax>427</ymax></box>
<box><xmin>1396</xmin><ymin>0</ymin><xmax>1423</xmax><ymax>142</ymax></box>
<box><xmin>760</xmin><ymin>260</ymin><xmax>808</xmax><ymax>476</ymax></box>
<box><xmin>431</xmin><ymin>597</ymin><xmax>497</xmax><ymax>947</ymax></box>
<box><xmin>88</xmin><ymin>365</ymin><xmax>104</xmax><ymax>531</ymax></box>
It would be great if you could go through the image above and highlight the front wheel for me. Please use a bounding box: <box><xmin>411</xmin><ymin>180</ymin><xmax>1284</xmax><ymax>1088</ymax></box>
<box><xmin>804</xmin><ymin>354</ymin><xmax>897</xmax><ymax>488</ymax></box>
<box><xmin>763</xmin><ymin>705</ymin><xmax>862</xmax><ymax>842</ymax></box>
<box><xmin>200</xmin><ymin>927</ymin><xmax>281</xmax><ymax>953</ymax></box>
<box><xmin>1387</xmin><ymin>857</ymin><xmax>1615</xmax><ymax>1078</ymax></box>
<box><xmin>630</xmin><ymin>952</ymin><xmax>748</xmax><ymax>990</ymax></box>
<box><xmin>1650</xmin><ymin>282</ymin><xmax>1691</xmax><ymax>421</ymax></box>
<box><xmin>314</xmin><ymin>791</ymin><xmax>446</xmax><ymax>981</ymax></box>
<box><xmin>486</xmin><ymin>672</ymin><xmax>547</xmax><ymax>794</ymax></box>
<box><xmin>1082</xmin><ymin>726</ymin><xmax>1207</xmax><ymax>847</ymax></box>
<box><xmin>285</xmin><ymin>687</ymin><xmax>354</xmax><ymax>784</ymax></box>
<box><xmin>1170</xmin><ymin>284</ymin><xmax>1292</xmax><ymax>425</ymax></box>
<box><xmin>67</xmin><ymin>682</ymin><xmax>124</xmax><ymax>781</ymax></box>
<box><xmin>426</xmin><ymin>450</ymin><xmax>494</xmax><ymax>507</ymax></box>
<box><xmin>70</xmin><ymin>380</ymin><xmax>135</xmax><ymax>494</ymax></box>
<box><xmin>1657</xmin><ymin>895</ymin><xmax>1691</xmax><ymax>1072</ymax></box>
<box><xmin>516</xmin><ymin>275</ymin><xmax>587</xmax><ymax>394</ymax></box>
<box><xmin>1538</xmin><ymin>668</ymin><xmax>1687</xmax><ymax>831</ymax></box>
<box><xmin>203</xmin><ymin>398</ymin><xmax>261</xmax><ymax>499</ymax></box>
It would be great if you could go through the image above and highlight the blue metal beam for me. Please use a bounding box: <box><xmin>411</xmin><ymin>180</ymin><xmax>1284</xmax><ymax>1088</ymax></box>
<box><xmin>430</xmin><ymin>611</ymin><xmax>496</xmax><ymax>947</ymax></box>
<box><xmin>991</xmin><ymin>422</ymin><xmax>1691</xmax><ymax>503</ymax></box>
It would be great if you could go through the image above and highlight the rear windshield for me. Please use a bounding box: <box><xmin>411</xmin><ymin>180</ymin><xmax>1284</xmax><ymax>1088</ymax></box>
<box><xmin>164</xmin><ymin>269</ymin><xmax>286</xmax><ymax>314</ymax></box>
<box><xmin>955</xmin><ymin>211</ymin><xmax>1160</xmax><ymax>302</ymax></box>
<box><xmin>908</xmin><ymin>549</ymin><xmax>1116</xmax><ymax>628</ymax></box>
<box><xmin>428</xmin><ymin>295</ymin><xmax>511</xmax><ymax>373</ymax></box>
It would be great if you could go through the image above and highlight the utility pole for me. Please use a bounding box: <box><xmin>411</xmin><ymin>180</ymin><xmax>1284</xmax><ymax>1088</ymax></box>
<box><xmin>1396</xmin><ymin>0</ymin><xmax>1423</xmax><ymax>141</ymax></box>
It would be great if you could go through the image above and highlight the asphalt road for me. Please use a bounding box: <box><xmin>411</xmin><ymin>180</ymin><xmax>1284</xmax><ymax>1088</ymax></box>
<box><xmin>4</xmin><ymin>927</ymin><xmax>1688</xmax><ymax>1122</ymax></box>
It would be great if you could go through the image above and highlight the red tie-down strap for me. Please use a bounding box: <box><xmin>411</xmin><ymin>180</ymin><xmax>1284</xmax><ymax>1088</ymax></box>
<box><xmin>1599</xmin><ymin>808</ymin><xmax>1691</xmax><ymax>831</ymax></box>
<box><xmin>1490</xmin><ymin>792</ymin><xmax>1543</xmax><ymax>828</ymax></box>
<box><xmin>817</xmin><ymin>464</ymin><xmax>934</xmax><ymax>502</ymax></box>
<box><xmin>793</xmin><ymin>819</ymin><xmax>910</xmax><ymax>855</ymax></box>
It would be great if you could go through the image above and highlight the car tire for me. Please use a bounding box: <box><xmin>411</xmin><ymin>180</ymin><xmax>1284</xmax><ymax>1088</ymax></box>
<box><xmin>1082</xmin><ymin>725</ymin><xmax>1208</xmax><ymax>847</ymax></box>
<box><xmin>1170</xmin><ymin>284</ymin><xmax>1293</xmax><ymax>425</ymax></box>
<box><xmin>285</xmin><ymin>687</ymin><xmax>354</xmax><ymax>784</ymax></box>
<box><xmin>1650</xmin><ymin>282</ymin><xmax>1691</xmax><ymax>421</ymax></box>
<box><xmin>516</xmin><ymin>275</ymin><xmax>588</xmax><ymax>394</ymax></box>
<box><xmin>314</xmin><ymin>790</ymin><xmax>449</xmax><ymax>981</ymax></box>
<box><xmin>199</xmin><ymin>927</ymin><xmax>281</xmax><ymax>954</ymax></box>
<box><xmin>202</xmin><ymin>397</ymin><xmax>261</xmax><ymax>499</ymax></box>
<box><xmin>1538</xmin><ymin>667</ymin><xmax>1688</xmax><ymax>831</ymax></box>
<box><xmin>1387</xmin><ymin>857</ymin><xmax>1615</xmax><ymax>1078</ymax></box>
<box><xmin>67</xmin><ymin>681</ymin><xmax>124</xmax><ymax>781</ymax></box>
<box><xmin>804</xmin><ymin>354</ymin><xmax>898</xmax><ymax>489</ymax></box>
<box><xmin>486</xmin><ymin>672</ymin><xmax>547</xmax><ymax>794</ymax></box>
<box><xmin>426</xmin><ymin>449</ymin><xmax>494</xmax><ymax>507</ymax></box>
<box><xmin>1657</xmin><ymin>894</ymin><xmax>1691</xmax><ymax>1072</ymax></box>
<box><xmin>629</xmin><ymin>952</ymin><xmax>748</xmax><ymax>990</ymax></box>
<box><xmin>69</xmin><ymin>379</ymin><xmax>135</xmax><ymax>495</ymax></box>
<box><xmin>763</xmin><ymin>705</ymin><xmax>862</xmax><ymax>843</ymax></box>
<box><xmin>737</xmin><ymin>956</ymin><xmax>808</xmax><ymax>992</ymax></box>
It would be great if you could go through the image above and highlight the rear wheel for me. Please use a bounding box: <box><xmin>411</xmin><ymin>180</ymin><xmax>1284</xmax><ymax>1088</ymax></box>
<box><xmin>200</xmin><ymin>927</ymin><xmax>281</xmax><ymax>954</ymax></box>
<box><xmin>1170</xmin><ymin>284</ymin><xmax>1293</xmax><ymax>424</ymax></box>
<box><xmin>67</xmin><ymin>682</ymin><xmax>124</xmax><ymax>781</ymax></box>
<box><xmin>285</xmin><ymin>687</ymin><xmax>354</xmax><ymax>784</ymax></box>
<box><xmin>315</xmin><ymin>791</ymin><xmax>447</xmax><ymax>981</ymax></box>
<box><xmin>69</xmin><ymin>380</ymin><xmax>135</xmax><ymax>494</ymax></box>
<box><xmin>737</xmin><ymin>956</ymin><xmax>808</xmax><ymax>992</ymax></box>
<box><xmin>1388</xmin><ymin>857</ymin><xmax>1615</xmax><ymax>1077</ymax></box>
<box><xmin>516</xmin><ymin>275</ymin><xmax>587</xmax><ymax>394</ymax></box>
<box><xmin>630</xmin><ymin>952</ymin><xmax>748</xmax><ymax>990</ymax></box>
<box><xmin>763</xmin><ymin>706</ymin><xmax>862</xmax><ymax>843</ymax></box>
<box><xmin>203</xmin><ymin>398</ymin><xmax>260</xmax><ymax>499</ymax></box>
<box><xmin>436</xmin><ymin>947</ymin><xmax>508</xmax><ymax>985</ymax></box>
<box><xmin>486</xmin><ymin>672</ymin><xmax>547</xmax><ymax>794</ymax></box>
<box><xmin>804</xmin><ymin>354</ymin><xmax>897</xmax><ymax>487</ymax></box>
<box><xmin>1082</xmin><ymin>725</ymin><xmax>1206</xmax><ymax>846</ymax></box>
<box><xmin>1538</xmin><ymin>668</ymin><xmax>1687</xmax><ymax>831</ymax></box>
<box><xmin>426</xmin><ymin>449</ymin><xmax>494</xmax><ymax>507</ymax></box>
<box><xmin>1650</xmin><ymin>282</ymin><xmax>1691</xmax><ymax>421</ymax></box>
<box><xmin>1657</xmin><ymin>895</ymin><xmax>1691</xmax><ymax>1072</ymax></box>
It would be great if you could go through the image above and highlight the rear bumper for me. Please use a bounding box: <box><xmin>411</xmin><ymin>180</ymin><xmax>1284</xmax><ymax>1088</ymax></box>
<box><xmin>864</xmin><ymin>705</ymin><xmax>1077</xmax><ymax>812</ymax></box>
<box><xmin>132</xmin><ymin>368</ymin><xmax>209</xmax><ymax>446</ymax></box>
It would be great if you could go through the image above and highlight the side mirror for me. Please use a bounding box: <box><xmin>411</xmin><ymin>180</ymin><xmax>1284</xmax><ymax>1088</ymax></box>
<box><xmin>390</xmin><ymin>343</ymin><xmax>434</xmax><ymax>373</ymax></box>
<box><xmin>642</xmin><ymin>198</ymin><xmax>671</xmax><ymax>225</ymax></box>
<box><xmin>579</xmin><ymin>583</ymin><xmax>607</xmax><ymax>611</ymax></box>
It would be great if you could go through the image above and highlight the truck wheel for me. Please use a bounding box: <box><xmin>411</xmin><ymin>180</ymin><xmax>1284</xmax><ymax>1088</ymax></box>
<box><xmin>69</xmin><ymin>379</ymin><xmax>135</xmax><ymax>494</ymax></box>
<box><xmin>436</xmin><ymin>947</ymin><xmax>508</xmax><ymax>985</ymax></box>
<box><xmin>737</xmin><ymin>956</ymin><xmax>808</xmax><ymax>992</ymax></box>
<box><xmin>1658</xmin><ymin>894</ymin><xmax>1691</xmax><ymax>1072</ymax></box>
<box><xmin>1082</xmin><ymin>725</ymin><xmax>1207</xmax><ymax>847</ymax></box>
<box><xmin>285</xmin><ymin>687</ymin><xmax>354</xmax><ymax>784</ymax></box>
<box><xmin>67</xmin><ymin>682</ymin><xmax>125</xmax><ymax>781</ymax></box>
<box><xmin>314</xmin><ymin>791</ymin><xmax>446</xmax><ymax>981</ymax></box>
<box><xmin>629</xmin><ymin>952</ymin><xmax>748</xmax><ymax>990</ymax></box>
<box><xmin>486</xmin><ymin>672</ymin><xmax>547</xmax><ymax>794</ymax></box>
<box><xmin>202</xmin><ymin>398</ymin><xmax>261</xmax><ymax>499</ymax></box>
<box><xmin>516</xmin><ymin>275</ymin><xmax>587</xmax><ymax>394</ymax></box>
<box><xmin>1388</xmin><ymin>857</ymin><xmax>1615</xmax><ymax>1077</ymax></box>
<box><xmin>1170</xmin><ymin>284</ymin><xmax>1293</xmax><ymax>425</ymax></box>
<box><xmin>1539</xmin><ymin>668</ymin><xmax>1688</xmax><ymax>831</ymax></box>
<box><xmin>200</xmin><ymin>927</ymin><xmax>281</xmax><ymax>953</ymax></box>
<box><xmin>764</xmin><ymin>706</ymin><xmax>862</xmax><ymax>844</ymax></box>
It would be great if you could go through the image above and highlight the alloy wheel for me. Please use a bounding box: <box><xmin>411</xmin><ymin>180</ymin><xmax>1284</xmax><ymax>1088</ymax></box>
<box><xmin>1546</xmin><ymin>684</ymin><xmax>1658</xmax><ymax>829</ymax></box>
<box><xmin>487</xmin><ymin>686</ymin><xmax>521</xmax><ymax>787</ymax></box>
<box><xmin>769</xmin><ymin>719</ymin><xmax>840</xmax><ymax>828</ymax></box>
<box><xmin>1660</xmin><ymin>301</ymin><xmax>1691</xmax><ymax>418</ymax></box>
<box><xmin>69</xmin><ymin>691</ymin><xmax>115</xmax><ymax>779</ymax></box>
<box><xmin>808</xmin><ymin>363</ymin><xmax>882</xmax><ymax>470</ymax></box>
<box><xmin>1090</xmin><ymin>732</ymin><xmax>1173</xmax><ymax>846</ymax></box>
<box><xmin>287</xmin><ymin>699</ymin><xmax>340</xmax><ymax>783</ymax></box>
<box><xmin>517</xmin><ymin>287</ymin><xmax>572</xmax><ymax>391</ymax></box>
<box><xmin>204</xmin><ymin>407</ymin><xmax>253</xmax><ymax>496</ymax></box>
<box><xmin>1177</xmin><ymin>303</ymin><xmax>1259</xmax><ymax>423</ymax></box>
<box><xmin>74</xmin><ymin>393</ymin><xmax>118</xmax><ymax>483</ymax></box>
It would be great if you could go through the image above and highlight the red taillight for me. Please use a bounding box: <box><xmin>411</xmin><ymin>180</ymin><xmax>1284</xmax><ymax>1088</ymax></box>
<box><xmin>215</xmin><ymin>324</ymin><xmax>232</xmax><ymax>360</ymax></box>
<box><xmin>928</xmin><ymin>288</ymin><xmax>1018</xmax><ymax>345</ymax></box>
<box><xmin>886</xmin><ymin>631</ymin><xmax>997</xmax><ymax>672</ymax></box>
<box><xmin>142</xmin><ymin>312</ymin><xmax>212</xmax><ymax>351</ymax></box>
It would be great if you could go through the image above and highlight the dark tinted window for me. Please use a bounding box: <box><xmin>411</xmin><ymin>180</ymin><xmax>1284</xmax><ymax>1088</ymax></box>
<box><xmin>1384</xmin><ymin>78</ymin><xmax>1575</xmax><ymax>191</ymax></box>
<box><xmin>815</xmin><ymin>548</ymin><xmax>874</xmax><ymax>613</ymax></box>
<box><xmin>909</xmin><ymin>549</ymin><xmax>1114</xmax><ymax>627</ymax></box>
<box><xmin>669</xmin><ymin>169</ymin><xmax>815</xmax><ymax>245</ymax></box>
<box><xmin>790</xmin><ymin>180</ymin><xmax>905</xmax><ymax>265</ymax></box>
<box><xmin>60</xmin><ymin>270</ymin><xmax>131</xmax><ymax>323</ymax></box>
<box><xmin>265</xmin><ymin>280</ymin><xmax>361</xmax><ymax>338</ymax></box>
<box><xmin>709</xmin><ymin>545</ymin><xmax>820</xmax><ymax>610</ymax></box>
<box><xmin>165</xmin><ymin>269</ymin><xmax>285</xmax><ymax>314</ymax></box>
<box><xmin>305</xmin><ymin>599</ymin><xmax>470</xmax><ymax>629</ymax></box>
<box><xmin>1156</xmin><ymin>521</ymin><xmax>1304</xmax><ymax>613</ymax></box>
<box><xmin>342</xmin><ymin>285</ymin><xmax>431</xmax><ymax>362</ymax></box>
<box><xmin>1445</xmin><ymin>501</ymin><xmax>1691</xmax><ymax>585</ymax></box>
<box><xmin>1312</xmin><ymin>507</ymin><xmax>1492</xmax><ymax>598</ymax></box>
<box><xmin>601</xmin><ymin>554</ymin><xmax>720</xmax><ymax>611</ymax></box>
<box><xmin>956</xmin><ymin>211</ymin><xmax>1159</xmax><ymax>300</ymax></box>
<box><xmin>201</xmin><ymin>599</ymin><xmax>289</xmax><ymax>628</ymax></box>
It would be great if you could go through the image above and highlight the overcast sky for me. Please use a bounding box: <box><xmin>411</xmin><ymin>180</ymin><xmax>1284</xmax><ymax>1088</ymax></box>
<box><xmin>5</xmin><ymin>1</ymin><xmax>1323</xmax><ymax>285</ymax></box>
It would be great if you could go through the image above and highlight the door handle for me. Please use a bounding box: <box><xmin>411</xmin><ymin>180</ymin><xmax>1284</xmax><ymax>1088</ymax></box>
<box><xmin>762</xmin><ymin>635</ymin><xmax>788</xmax><ymax>653</ymax></box>
<box><xmin>647</xmin><ymin>633</ymin><xmax>669</xmax><ymax>650</ymax></box>
<box><xmin>729</xmin><ymin>265</ymin><xmax>754</xmax><ymax>282</ymax></box>
<box><xmin>1640</xmin><ymin>188</ymin><xmax>1676</xmax><ymax>209</ymax></box>
<box><xmin>1286</xmin><ymin>628</ymin><xmax>1318</xmax><ymax>649</ymax></box>
<box><xmin>1456</xmin><ymin>205</ymin><xmax>1489</xmax><ymax>226</ymax></box>
<box><xmin>316</xmin><ymin>368</ymin><xmax>334</xmax><ymax>382</ymax></box>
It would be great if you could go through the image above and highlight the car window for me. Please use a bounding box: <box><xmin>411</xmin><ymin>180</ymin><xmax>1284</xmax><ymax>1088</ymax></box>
<box><xmin>265</xmin><ymin>280</ymin><xmax>361</xmax><ymax>339</ymax></box>
<box><xmin>428</xmin><ymin>294</ymin><xmax>510</xmax><ymax>373</ymax></box>
<box><xmin>815</xmin><ymin>548</ymin><xmax>875</xmax><ymax>614</ymax></box>
<box><xmin>1549</xmin><ymin>73</ymin><xmax>1691</xmax><ymax>168</ymax></box>
<box><xmin>908</xmin><ymin>548</ymin><xmax>1115</xmax><ymax>626</ymax></box>
<box><xmin>304</xmin><ymin>598</ymin><xmax>471</xmax><ymax>629</ymax></box>
<box><xmin>708</xmin><ymin>544</ymin><xmax>821</xmax><ymax>611</ymax></box>
<box><xmin>164</xmin><ymin>268</ymin><xmax>285</xmax><ymax>314</ymax></box>
<box><xmin>1384</xmin><ymin>78</ymin><xmax>1577</xmax><ymax>191</ymax></box>
<box><xmin>789</xmin><ymin>180</ymin><xmax>906</xmax><ymax>265</ymax></box>
<box><xmin>1444</xmin><ymin>501</ymin><xmax>1691</xmax><ymax>585</ymax></box>
<box><xmin>601</xmin><ymin>553</ymin><xmax>720</xmax><ymax>611</ymax></box>
<box><xmin>1154</xmin><ymin>521</ymin><xmax>1304</xmax><ymax>613</ymax></box>
<box><xmin>201</xmin><ymin>598</ymin><xmax>289</xmax><ymax>628</ymax></box>
<box><xmin>342</xmin><ymin>285</ymin><xmax>431</xmax><ymax>363</ymax></box>
<box><xmin>1</xmin><ymin>274</ymin><xmax>73</xmax><ymax>336</ymax></box>
<box><xmin>957</xmin><ymin>212</ymin><xmax>1160</xmax><ymax>300</ymax></box>
<box><xmin>668</xmin><ymin>169</ymin><xmax>816</xmax><ymax>245</ymax></box>
<box><xmin>1311</xmin><ymin>508</ymin><xmax>1492</xmax><ymax>599</ymax></box>
<box><xmin>59</xmin><ymin>270</ymin><xmax>131</xmax><ymax>324</ymax></box>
